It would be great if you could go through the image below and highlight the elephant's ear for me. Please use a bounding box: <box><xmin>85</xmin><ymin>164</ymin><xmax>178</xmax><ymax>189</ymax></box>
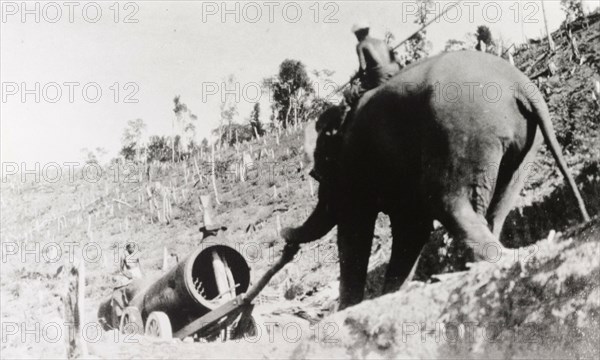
<box><xmin>316</xmin><ymin>105</ymin><xmax>346</xmax><ymax>135</ymax></box>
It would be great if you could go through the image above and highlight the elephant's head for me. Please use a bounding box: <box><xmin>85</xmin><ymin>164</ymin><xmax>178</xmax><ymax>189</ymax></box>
<box><xmin>280</xmin><ymin>105</ymin><xmax>347</xmax><ymax>245</ymax></box>
<box><xmin>303</xmin><ymin>105</ymin><xmax>348</xmax><ymax>184</ymax></box>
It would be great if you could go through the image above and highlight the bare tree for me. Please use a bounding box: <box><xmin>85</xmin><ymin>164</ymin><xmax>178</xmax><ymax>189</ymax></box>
<box><xmin>219</xmin><ymin>75</ymin><xmax>238</xmax><ymax>147</ymax></box>
<box><xmin>541</xmin><ymin>0</ymin><xmax>556</xmax><ymax>51</ymax></box>
<box><xmin>120</xmin><ymin>118</ymin><xmax>146</xmax><ymax>161</ymax></box>
<box><xmin>249</xmin><ymin>102</ymin><xmax>264</xmax><ymax>138</ymax></box>
<box><xmin>172</xmin><ymin>96</ymin><xmax>187</xmax><ymax>162</ymax></box>
<box><xmin>172</xmin><ymin>96</ymin><xmax>197</xmax><ymax>160</ymax></box>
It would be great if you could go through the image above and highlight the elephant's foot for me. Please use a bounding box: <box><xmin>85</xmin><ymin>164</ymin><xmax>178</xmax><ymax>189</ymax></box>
<box><xmin>382</xmin><ymin>239</ymin><xmax>424</xmax><ymax>296</ymax></box>
<box><xmin>338</xmin><ymin>291</ymin><xmax>364</xmax><ymax>311</ymax></box>
<box><xmin>382</xmin><ymin>277</ymin><xmax>403</xmax><ymax>294</ymax></box>
<box><xmin>382</xmin><ymin>263</ymin><xmax>419</xmax><ymax>294</ymax></box>
<box><xmin>472</xmin><ymin>242</ymin><xmax>519</xmax><ymax>269</ymax></box>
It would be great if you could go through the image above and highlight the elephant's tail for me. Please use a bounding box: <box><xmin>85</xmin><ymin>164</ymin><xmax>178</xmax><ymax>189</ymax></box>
<box><xmin>516</xmin><ymin>88</ymin><xmax>590</xmax><ymax>222</ymax></box>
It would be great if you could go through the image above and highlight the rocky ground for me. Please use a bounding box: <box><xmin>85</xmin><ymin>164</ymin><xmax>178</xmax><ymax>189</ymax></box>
<box><xmin>1</xmin><ymin>12</ymin><xmax>598</xmax><ymax>360</ymax></box>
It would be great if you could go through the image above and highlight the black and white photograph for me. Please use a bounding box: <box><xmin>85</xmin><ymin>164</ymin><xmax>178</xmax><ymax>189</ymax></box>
<box><xmin>1</xmin><ymin>1</ymin><xmax>599</xmax><ymax>358</ymax></box>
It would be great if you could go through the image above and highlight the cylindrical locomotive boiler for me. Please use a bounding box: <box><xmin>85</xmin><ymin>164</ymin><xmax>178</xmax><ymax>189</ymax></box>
<box><xmin>98</xmin><ymin>244</ymin><xmax>251</xmax><ymax>335</ymax></box>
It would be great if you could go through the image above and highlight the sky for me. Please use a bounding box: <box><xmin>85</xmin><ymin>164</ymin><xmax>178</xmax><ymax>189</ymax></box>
<box><xmin>2</xmin><ymin>0</ymin><xmax>598</xmax><ymax>166</ymax></box>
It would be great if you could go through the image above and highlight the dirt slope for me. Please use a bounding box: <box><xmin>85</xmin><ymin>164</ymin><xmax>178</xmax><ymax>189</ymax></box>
<box><xmin>293</xmin><ymin>220</ymin><xmax>600</xmax><ymax>359</ymax></box>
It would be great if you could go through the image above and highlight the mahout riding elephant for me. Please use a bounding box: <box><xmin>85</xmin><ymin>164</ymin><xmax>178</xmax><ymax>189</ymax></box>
<box><xmin>282</xmin><ymin>51</ymin><xmax>590</xmax><ymax>310</ymax></box>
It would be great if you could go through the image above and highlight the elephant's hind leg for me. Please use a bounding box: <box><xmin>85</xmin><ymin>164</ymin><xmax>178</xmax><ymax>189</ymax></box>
<box><xmin>438</xmin><ymin>149</ymin><xmax>511</xmax><ymax>263</ymax></box>
<box><xmin>337</xmin><ymin>208</ymin><xmax>378</xmax><ymax>310</ymax></box>
<box><xmin>442</xmin><ymin>197</ymin><xmax>508</xmax><ymax>263</ymax></box>
<box><xmin>486</xmin><ymin>131</ymin><xmax>543</xmax><ymax>238</ymax></box>
<box><xmin>383</xmin><ymin>211</ymin><xmax>431</xmax><ymax>294</ymax></box>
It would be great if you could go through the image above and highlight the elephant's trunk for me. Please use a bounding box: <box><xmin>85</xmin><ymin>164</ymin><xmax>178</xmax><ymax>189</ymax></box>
<box><xmin>282</xmin><ymin>185</ymin><xmax>336</xmax><ymax>243</ymax></box>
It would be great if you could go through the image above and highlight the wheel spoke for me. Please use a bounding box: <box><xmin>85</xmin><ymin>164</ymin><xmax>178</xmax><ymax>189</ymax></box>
<box><xmin>145</xmin><ymin>311</ymin><xmax>171</xmax><ymax>339</ymax></box>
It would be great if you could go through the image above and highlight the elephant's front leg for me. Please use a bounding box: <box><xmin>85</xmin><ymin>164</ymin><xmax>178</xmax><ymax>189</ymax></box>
<box><xmin>383</xmin><ymin>211</ymin><xmax>431</xmax><ymax>293</ymax></box>
<box><xmin>337</xmin><ymin>209</ymin><xmax>378</xmax><ymax>310</ymax></box>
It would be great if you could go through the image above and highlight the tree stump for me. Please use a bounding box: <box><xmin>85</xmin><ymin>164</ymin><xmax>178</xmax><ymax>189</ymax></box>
<box><xmin>63</xmin><ymin>261</ymin><xmax>88</xmax><ymax>359</ymax></box>
<box><xmin>199</xmin><ymin>194</ymin><xmax>217</xmax><ymax>229</ymax></box>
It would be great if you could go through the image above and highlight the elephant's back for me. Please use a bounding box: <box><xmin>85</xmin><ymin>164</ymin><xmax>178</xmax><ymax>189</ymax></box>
<box><xmin>385</xmin><ymin>50</ymin><xmax>528</xmax><ymax>94</ymax></box>
<box><xmin>384</xmin><ymin>51</ymin><xmax>529</xmax><ymax>133</ymax></box>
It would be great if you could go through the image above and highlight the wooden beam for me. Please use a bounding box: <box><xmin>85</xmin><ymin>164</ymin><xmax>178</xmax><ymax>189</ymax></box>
<box><xmin>172</xmin><ymin>295</ymin><xmax>246</xmax><ymax>339</ymax></box>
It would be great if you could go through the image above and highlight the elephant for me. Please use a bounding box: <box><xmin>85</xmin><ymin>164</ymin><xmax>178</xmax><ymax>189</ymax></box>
<box><xmin>282</xmin><ymin>50</ymin><xmax>590</xmax><ymax>310</ymax></box>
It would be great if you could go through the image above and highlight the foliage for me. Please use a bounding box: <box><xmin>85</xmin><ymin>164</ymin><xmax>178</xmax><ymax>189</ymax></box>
<box><xmin>213</xmin><ymin>123</ymin><xmax>255</xmax><ymax>146</ymax></box>
<box><xmin>303</xmin><ymin>96</ymin><xmax>334</xmax><ymax>122</ymax></box>
<box><xmin>267</xmin><ymin>59</ymin><xmax>313</xmax><ymax>127</ymax></box>
<box><xmin>310</xmin><ymin>68</ymin><xmax>338</xmax><ymax>115</ymax></box>
<box><xmin>475</xmin><ymin>25</ymin><xmax>494</xmax><ymax>46</ymax></box>
<box><xmin>444</xmin><ymin>39</ymin><xmax>468</xmax><ymax>52</ymax></box>
<box><xmin>200</xmin><ymin>138</ymin><xmax>209</xmax><ymax>150</ymax></box>
<box><xmin>475</xmin><ymin>25</ymin><xmax>495</xmax><ymax>53</ymax></box>
<box><xmin>548</xmin><ymin>81</ymin><xmax>600</xmax><ymax>156</ymax></box>
<box><xmin>304</xmin><ymin>68</ymin><xmax>337</xmax><ymax>120</ymax></box>
<box><xmin>121</xmin><ymin>119</ymin><xmax>146</xmax><ymax>147</ymax></box>
<box><xmin>80</xmin><ymin>147</ymin><xmax>106</xmax><ymax>164</ymax></box>
<box><xmin>561</xmin><ymin>0</ymin><xmax>584</xmax><ymax>21</ymax></box>
<box><xmin>146</xmin><ymin>136</ymin><xmax>172</xmax><ymax>162</ymax></box>
<box><xmin>172</xmin><ymin>95</ymin><xmax>188</xmax><ymax>116</ymax></box>
<box><xmin>119</xmin><ymin>142</ymin><xmax>137</xmax><ymax>161</ymax></box>
<box><xmin>415</xmin><ymin>229</ymin><xmax>473</xmax><ymax>281</ymax></box>
<box><xmin>398</xmin><ymin>0</ymin><xmax>433</xmax><ymax>65</ymax></box>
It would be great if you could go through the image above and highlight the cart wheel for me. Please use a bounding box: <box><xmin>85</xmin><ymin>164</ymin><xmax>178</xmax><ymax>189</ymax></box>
<box><xmin>120</xmin><ymin>307</ymin><xmax>143</xmax><ymax>335</ymax></box>
<box><xmin>145</xmin><ymin>311</ymin><xmax>172</xmax><ymax>339</ymax></box>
